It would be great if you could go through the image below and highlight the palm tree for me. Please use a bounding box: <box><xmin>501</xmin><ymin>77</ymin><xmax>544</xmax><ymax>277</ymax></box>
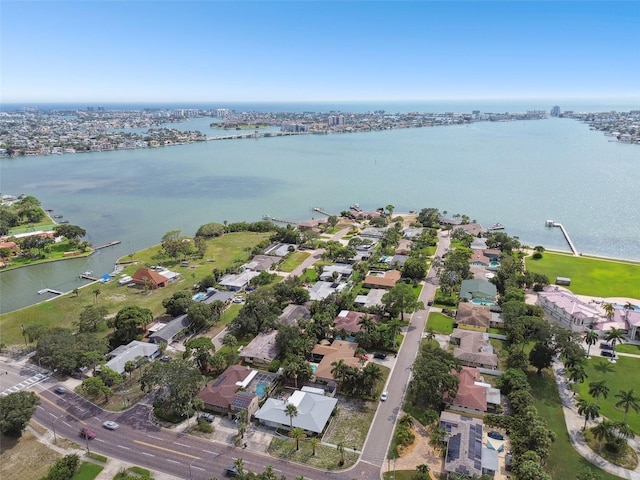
<box><xmin>233</xmin><ymin>457</ymin><xmax>245</xmax><ymax>476</ymax></box>
<box><xmin>361</xmin><ymin>362</ymin><xmax>383</xmax><ymax>396</ymax></box>
<box><xmin>602</xmin><ymin>303</ymin><xmax>615</xmax><ymax>321</ymax></box>
<box><xmin>591</xmin><ymin>420</ymin><xmax>615</xmax><ymax>453</ymax></box>
<box><xmin>568</xmin><ymin>364</ymin><xmax>587</xmax><ymax>396</ymax></box>
<box><xmin>284</xmin><ymin>403</ymin><xmax>298</xmax><ymax>429</ymax></box>
<box><xmin>583</xmin><ymin>330</ymin><xmax>599</xmax><ymax>358</ymax></box>
<box><xmin>576</xmin><ymin>398</ymin><xmax>600</xmax><ymax>430</ymax></box>
<box><xmin>588</xmin><ymin>380</ymin><xmax>610</xmax><ymax>406</ymax></box>
<box><xmin>415</xmin><ymin>464</ymin><xmax>430</xmax><ymax>479</ymax></box>
<box><xmin>336</xmin><ymin>441</ymin><xmax>346</xmax><ymax>466</ymax></box>
<box><xmin>290</xmin><ymin>426</ymin><xmax>306</xmax><ymax>450</ymax></box>
<box><xmin>92</xmin><ymin>287</ymin><xmax>101</xmax><ymax>304</ymax></box>
<box><xmin>605</xmin><ymin>328</ymin><xmax>626</xmax><ymax>351</ymax></box>
<box><xmin>124</xmin><ymin>360</ymin><xmax>136</xmax><ymax>379</ymax></box>
<box><xmin>309</xmin><ymin>437</ymin><xmax>320</xmax><ymax>456</ymax></box>
<box><xmin>614</xmin><ymin>389</ymin><xmax>640</xmax><ymax>424</ymax></box>
<box><xmin>330</xmin><ymin>359</ymin><xmax>348</xmax><ymax>388</ymax></box>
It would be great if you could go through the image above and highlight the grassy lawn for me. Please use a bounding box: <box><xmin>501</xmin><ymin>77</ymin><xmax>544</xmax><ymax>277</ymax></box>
<box><xmin>1</xmin><ymin>240</ymin><xmax>92</xmax><ymax>271</ymax></box>
<box><xmin>268</xmin><ymin>437</ymin><xmax>358</xmax><ymax>470</ymax></box>
<box><xmin>583</xmin><ymin>429</ymin><xmax>638</xmax><ymax>470</ymax></box>
<box><xmin>0</xmin><ymin>232</ymin><xmax>270</xmax><ymax>346</ymax></box>
<box><xmin>525</xmin><ymin>252</ymin><xmax>640</xmax><ymax>298</ymax></box>
<box><xmin>425</xmin><ymin>312</ymin><xmax>454</xmax><ymax>335</ymax></box>
<box><xmin>616</xmin><ymin>343</ymin><xmax>640</xmax><ymax>354</ymax></box>
<box><xmin>528</xmin><ymin>370</ymin><xmax>623</xmax><ymax>480</ymax></box>
<box><xmin>278</xmin><ymin>251</ymin><xmax>310</xmax><ymax>272</ymax></box>
<box><xmin>71</xmin><ymin>462</ymin><xmax>103</xmax><ymax>480</ymax></box>
<box><xmin>0</xmin><ymin>430</ymin><xmax>62</xmax><ymax>480</ymax></box>
<box><xmin>574</xmin><ymin>356</ymin><xmax>640</xmax><ymax>434</ymax></box>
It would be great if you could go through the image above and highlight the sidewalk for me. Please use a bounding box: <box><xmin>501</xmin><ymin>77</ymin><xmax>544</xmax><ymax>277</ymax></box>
<box><xmin>552</xmin><ymin>359</ymin><xmax>640</xmax><ymax>480</ymax></box>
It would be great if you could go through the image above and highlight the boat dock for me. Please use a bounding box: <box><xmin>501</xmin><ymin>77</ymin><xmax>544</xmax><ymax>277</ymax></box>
<box><xmin>93</xmin><ymin>240</ymin><xmax>121</xmax><ymax>251</ymax></box>
<box><xmin>546</xmin><ymin>220</ymin><xmax>579</xmax><ymax>256</ymax></box>
<box><xmin>262</xmin><ymin>215</ymin><xmax>298</xmax><ymax>226</ymax></box>
<box><xmin>312</xmin><ymin>207</ymin><xmax>334</xmax><ymax>216</ymax></box>
<box><xmin>79</xmin><ymin>272</ymin><xmax>99</xmax><ymax>281</ymax></box>
<box><xmin>37</xmin><ymin>288</ymin><xmax>63</xmax><ymax>295</ymax></box>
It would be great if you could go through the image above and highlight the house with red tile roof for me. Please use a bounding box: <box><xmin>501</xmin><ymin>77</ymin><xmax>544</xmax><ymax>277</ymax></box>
<box><xmin>333</xmin><ymin>310</ymin><xmax>380</xmax><ymax>334</ymax></box>
<box><xmin>132</xmin><ymin>267</ymin><xmax>169</xmax><ymax>289</ymax></box>
<box><xmin>197</xmin><ymin>365</ymin><xmax>260</xmax><ymax>418</ymax></box>
<box><xmin>363</xmin><ymin>269</ymin><xmax>401</xmax><ymax>289</ymax></box>
<box><xmin>443</xmin><ymin>367</ymin><xmax>500</xmax><ymax>415</ymax></box>
<box><xmin>311</xmin><ymin>340</ymin><xmax>360</xmax><ymax>384</ymax></box>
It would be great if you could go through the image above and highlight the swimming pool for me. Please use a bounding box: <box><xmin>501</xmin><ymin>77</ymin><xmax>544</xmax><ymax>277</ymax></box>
<box><xmin>471</xmin><ymin>299</ymin><xmax>495</xmax><ymax>307</ymax></box>
<box><xmin>256</xmin><ymin>381</ymin><xmax>269</xmax><ymax>397</ymax></box>
<box><xmin>489</xmin><ymin>261</ymin><xmax>500</xmax><ymax>268</ymax></box>
<box><xmin>192</xmin><ymin>292</ymin><xmax>206</xmax><ymax>301</ymax></box>
<box><xmin>310</xmin><ymin>364</ymin><xmax>318</xmax><ymax>374</ymax></box>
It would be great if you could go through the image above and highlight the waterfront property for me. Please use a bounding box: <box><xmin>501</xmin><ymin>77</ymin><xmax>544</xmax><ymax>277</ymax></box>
<box><xmin>537</xmin><ymin>286</ymin><xmax>600</xmax><ymax>333</ymax></box>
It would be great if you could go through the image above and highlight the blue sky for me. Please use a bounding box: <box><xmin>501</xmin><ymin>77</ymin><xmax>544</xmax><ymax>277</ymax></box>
<box><xmin>1</xmin><ymin>1</ymin><xmax>638</xmax><ymax>102</ymax></box>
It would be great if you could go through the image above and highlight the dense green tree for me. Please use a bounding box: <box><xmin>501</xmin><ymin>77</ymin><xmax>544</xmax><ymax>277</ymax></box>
<box><xmin>140</xmin><ymin>358</ymin><xmax>204</xmax><ymax>417</ymax></box>
<box><xmin>381</xmin><ymin>282</ymin><xmax>423</xmax><ymax>322</ymax></box>
<box><xmin>187</xmin><ymin>302</ymin><xmax>219</xmax><ymax>332</ymax></box>
<box><xmin>529</xmin><ymin>342</ymin><xmax>555</xmax><ymax>375</ymax></box>
<box><xmin>228</xmin><ymin>289</ymin><xmax>280</xmax><ymax>337</ymax></box>
<box><xmin>162</xmin><ymin>290</ymin><xmax>193</xmax><ymax>316</ymax></box>
<box><xmin>36</xmin><ymin>328</ymin><xmax>108</xmax><ymax>374</ymax></box>
<box><xmin>161</xmin><ymin>230</ymin><xmax>193</xmax><ymax>259</ymax></box>
<box><xmin>195</xmin><ymin>221</ymin><xmax>225</xmax><ymax>238</ymax></box>
<box><xmin>80</xmin><ymin>376</ymin><xmax>112</xmax><ymax>402</ymax></box>
<box><xmin>184</xmin><ymin>336</ymin><xmax>216</xmax><ymax>373</ymax></box>
<box><xmin>75</xmin><ymin>305</ymin><xmax>108</xmax><ymax>333</ymax></box>
<box><xmin>53</xmin><ymin>224</ymin><xmax>86</xmax><ymax>241</ymax></box>
<box><xmin>0</xmin><ymin>391</ymin><xmax>40</xmax><ymax>437</ymax></box>
<box><xmin>109</xmin><ymin>305</ymin><xmax>153</xmax><ymax>347</ymax></box>
<box><xmin>407</xmin><ymin>343</ymin><xmax>459</xmax><ymax>411</ymax></box>
<box><xmin>402</xmin><ymin>257</ymin><xmax>428</xmax><ymax>282</ymax></box>
<box><xmin>99</xmin><ymin>366</ymin><xmax>124</xmax><ymax>388</ymax></box>
<box><xmin>42</xmin><ymin>454</ymin><xmax>80</xmax><ymax>480</ymax></box>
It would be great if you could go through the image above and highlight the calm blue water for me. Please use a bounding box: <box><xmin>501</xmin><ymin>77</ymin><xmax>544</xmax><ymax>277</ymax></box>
<box><xmin>1</xmin><ymin>106</ymin><xmax>639</xmax><ymax>314</ymax></box>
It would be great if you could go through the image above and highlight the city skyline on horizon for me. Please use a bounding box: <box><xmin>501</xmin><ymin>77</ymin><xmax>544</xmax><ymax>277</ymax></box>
<box><xmin>1</xmin><ymin>1</ymin><xmax>639</xmax><ymax>104</ymax></box>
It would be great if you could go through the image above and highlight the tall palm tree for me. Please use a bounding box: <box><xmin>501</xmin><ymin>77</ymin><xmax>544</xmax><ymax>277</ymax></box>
<box><xmin>361</xmin><ymin>362</ymin><xmax>383</xmax><ymax>396</ymax></box>
<box><xmin>605</xmin><ymin>328</ymin><xmax>626</xmax><ymax>351</ymax></box>
<box><xmin>309</xmin><ymin>436</ymin><xmax>321</xmax><ymax>456</ymax></box>
<box><xmin>330</xmin><ymin>359</ymin><xmax>348</xmax><ymax>388</ymax></box>
<box><xmin>284</xmin><ymin>403</ymin><xmax>298</xmax><ymax>429</ymax></box>
<box><xmin>576</xmin><ymin>398</ymin><xmax>600</xmax><ymax>430</ymax></box>
<box><xmin>415</xmin><ymin>464</ymin><xmax>430</xmax><ymax>479</ymax></box>
<box><xmin>614</xmin><ymin>389</ymin><xmax>640</xmax><ymax>424</ymax></box>
<box><xmin>290</xmin><ymin>427</ymin><xmax>306</xmax><ymax>450</ymax></box>
<box><xmin>588</xmin><ymin>380</ymin><xmax>610</xmax><ymax>406</ymax></box>
<box><xmin>583</xmin><ymin>330</ymin><xmax>599</xmax><ymax>358</ymax></box>
<box><xmin>591</xmin><ymin>420</ymin><xmax>615</xmax><ymax>453</ymax></box>
<box><xmin>568</xmin><ymin>364</ymin><xmax>587</xmax><ymax>396</ymax></box>
<box><xmin>602</xmin><ymin>303</ymin><xmax>615</xmax><ymax>322</ymax></box>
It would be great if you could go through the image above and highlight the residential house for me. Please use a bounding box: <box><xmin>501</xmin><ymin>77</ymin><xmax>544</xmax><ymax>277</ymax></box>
<box><xmin>440</xmin><ymin>411</ymin><xmax>498</xmax><ymax>478</ymax></box>
<box><xmin>132</xmin><ymin>267</ymin><xmax>169</xmax><ymax>289</ymax></box>
<box><xmin>148</xmin><ymin>315</ymin><xmax>191</xmax><ymax>344</ymax></box>
<box><xmin>537</xmin><ymin>286</ymin><xmax>600</xmax><ymax>333</ymax></box>
<box><xmin>402</xmin><ymin>227</ymin><xmax>423</xmax><ymax>239</ymax></box>
<box><xmin>243</xmin><ymin>255</ymin><xmax>280</xmax><ymax>272</ymax></box>
<box><xmin>450</xmin><ymin>329</ymin><xmax>498</xmax><ymax>370</ymax></box>
<box><xmin>388</xmin><ymin>254</ymin><xmax>408</xmax><ymax>269</ymax></box>
<box><xmin>443</xmin><ymin>367</ymin><xmax>501</xmax><ymax>415</ymax></box>
<box><xmin>333</xmin><ymin>310</ymin><xmax>380</xmax><ymax>335</ymax></box>
<box><xmin>319</xmin><ymin>264</ymin><xmax>353</xmax><ymax>281</ymax></box>
<box><xmin>359</xmin><ymin>227</ymin><xmax>387</xmax><ymax>240</ymax></box>
<box><xmin>470</xmin><ymin>238</ymin><xmax>488</xmax><ymax>251</ymax></box>
<box><xmin>239</xmin><ymin>331</ymin><xmax>279</xmax><ymax>366</ymax></box>
<box><xmin>363</xmin><ymin>269</ymin><xmax>402</xmax><ymax>289</ymax></box>
<box><xmin>218</xmin><ymin>270</ymin><xmax>261</xmax><ymax>291</ymax></box>
<box><xmin>197</xmin><ymin>365</ymin><xmax>261</xmax><ymax>418</ymax></box>
<box><xmin>395</xmin><ymin>239</ymin><xmax>413</xmax><ymax>255</ymax></box>
<box><xmin>456</xmin><ymin>303</ymin><xmax>492</xmax><ymax>331</ymax></box>
<box><xmin>278</xmin><ymin>304</ymin><xmax>311</xmax><ymax>326</ymax></box>
<box><xmin>264</xmin><ymin>243</ymin><xmax>297</xmax><ymax>257</ymax></box>
<box><xmin>595</xmin><ymin>307</ymin><xmax>640</xmax><ymax>340</ymax></box>
<box><xmin>255</xmin><ymin>389</ymin><xmax>337</xmax><ymax>435</ymax></box>
<box><xmin>354</xmin><ymin>288</ymin><xmax>386</xmax><ymax>309</ymax></box>
<box><xmin>105</xmin><ymin>340</ymin><xmax>160</xmax><ymax>374</ymax></box>
<box><xmin>0</xmin><ymin>241</ymin><xmax>18</xmax><ymax>254</ymax></box>
<box><xmin>308</xmin><ymin>280</ymin><xmax>347</xmax><ymax>301</ymax></box>
<box><xmin>453</xmin><ymin>222</ymin><xmax>484</xmax><ymax>236</ymax></box>
<box><xmin>459</xmin><ymin>279</ymin><xmax>497</xmax><ymax>303</ymax></box>
<box><xmin>311</xmin><ymin>340</ymin><xmax>360</xmax><ymax>384</ymax></box>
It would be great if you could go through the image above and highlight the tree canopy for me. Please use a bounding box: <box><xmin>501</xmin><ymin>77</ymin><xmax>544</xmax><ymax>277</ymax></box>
<box><xmin>0</xmin><ymin>391</ymin><xmax>40</xmax><ymax>436</ymax></box>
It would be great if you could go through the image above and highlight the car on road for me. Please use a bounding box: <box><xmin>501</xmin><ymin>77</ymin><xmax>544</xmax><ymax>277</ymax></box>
<box><xmin>373</xmin><ymin>352</ymin><xmax>387</xmax><ymax>360</ymax></box>
<box><xmin>225</xmin><ymin>466</ymin><xmax>240</xmax><ymax>477</ymax></box>
<box><xmin>199</xmin><ymin>413</ymin><xmax>215</xmax><ymax>422</ymax></box>
<box><xmin>600</xmin><ymin>342</ymin><xmax>613</xmax><ymax>350</ymax></box>
<box><xmin>380</xmin><ymin>390</ymin><xmax>389</xmax><ymax>401</ymax></box>
<box><xmin>427</xmin><ymin>300</ymin><xmax>433</xmax><ymax>306</ymax></box>
<box><xmin>488</xmin><ymin>431</ymin><xmax>504</xmax><ymax>440</ymax></box>
<box><xmin>80</xmin><ymin>428</ymin><xmax>96</xmax><ymax>439</ymax></box>
<box><xmin>103</xmin><ymin>421</ymin><xmax>119</xmax><ymax>430</ymax></box>
<box><xmin>601</xmin><ymin>350</ymin><xmax>616</xmax><ymax>358</ymax></box>
<box><xmin>232</xmin><ymin>296</ymin><xmax>245</xmax><ymax>304</ymax></box>
<box><xmin>54</xmin><ymin>386</ymin><xmax>67</xmax><ymax>394</ymax></box>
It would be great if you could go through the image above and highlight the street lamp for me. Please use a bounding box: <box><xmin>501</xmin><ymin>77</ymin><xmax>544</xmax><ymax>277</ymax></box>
<box><xmin>52</xmin><ymin>417</ymin><xmax>60</xmax><ymax>444</ymax></box>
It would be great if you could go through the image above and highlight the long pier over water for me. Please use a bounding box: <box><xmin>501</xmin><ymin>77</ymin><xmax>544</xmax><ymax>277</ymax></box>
<box><xmin>546</xmin><ymin>220</ymin><xmax>579</xmax><ymax>256</ymax></box>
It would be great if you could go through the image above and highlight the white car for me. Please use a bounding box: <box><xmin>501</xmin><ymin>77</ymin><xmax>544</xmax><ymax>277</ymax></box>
<box><xmin>380</xmin><ymin>390</ymin><xmax>389</xmax><ymax>401</ymax></box>
<box><xmin>103</xmin><ymin>421</ymin><xmax>119</xmax><ymax>430</ymax></box>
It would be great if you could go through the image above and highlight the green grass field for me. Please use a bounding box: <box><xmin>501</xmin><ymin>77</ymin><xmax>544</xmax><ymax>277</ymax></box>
<box><xmin>426</xmin><ymin>312</ymin><xmax>454</xmax><ymax>334</ymax></box>
<box><xmin>70</xmin><ymin>462</ymin><xmax>103</xmax><ymax>480</ymax></box>
<box><xmin>528</xmin><ymin>370</ymin><xmax>622</xmax><ymax>480</ymax></box>
<box><xmin>278</xmin><ymin>250</ymin><xmax>311</xmax><ymax>272</ymax></box>
<box><xmin>574</xmin><ymin>356</ymin><xmax>640</xmax><ymax>433</ymax></box>
<box><xmin>0</xmin><ymin>232</ymin><xmax>270</xmax><ymax>346</ymax></box>
<box><xmin>525</xmin><ymin>252</ymin><xmax>640</xmax><ymax>298</ymax></box>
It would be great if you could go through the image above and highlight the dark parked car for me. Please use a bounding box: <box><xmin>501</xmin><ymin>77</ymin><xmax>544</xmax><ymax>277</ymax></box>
<box><xmin>199</xmin><ymin>413</ymin><xmax>215</xmax><ymax>422</ymax></box>
<box><xmin>601</xmin><ymin>350</ymin><xmax>616</xmax><ymax>358</ymax></box>
<box><xmin>600</xmin><ymin>342</ymin><xmax>613</xmax><ymax>350</ymax></box>
<box><xmin>373</xmin><ymin>352</ymin><xmax>387</xmax><ymax>360</ymax></box>
<box><xmin>488</xmin><ymin>431</ymin><xmax>504</xmax><ymax>440</ymax></box>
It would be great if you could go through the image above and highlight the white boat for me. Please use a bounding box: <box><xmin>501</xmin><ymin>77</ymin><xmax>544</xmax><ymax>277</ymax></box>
<box><xmin>488</xmin><ymin>223</ymin><xmax>504</xmax><ymax>231</ymax></box>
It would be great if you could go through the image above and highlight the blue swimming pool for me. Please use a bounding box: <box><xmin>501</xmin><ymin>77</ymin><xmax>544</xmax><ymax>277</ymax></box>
<box><xmin>256</xmin><ymin>381</ymin><xmax>269</xmax><ymax>397</ymax></box>
<box><xmin>471</xmin><ymin>299</ymin><xmax>495</xmax><ymax>306</ymax></box>
<box><xmin>192</xmin><ymin>292</ymin><xmax>206</xmax><ymax>301</ymax></box>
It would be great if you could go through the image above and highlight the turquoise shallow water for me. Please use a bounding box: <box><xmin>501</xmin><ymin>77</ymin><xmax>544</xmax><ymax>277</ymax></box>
<box><xmin>1</xmin><ymin>114</ymin><xmax>639</xmax><ymax>313</ymax></box>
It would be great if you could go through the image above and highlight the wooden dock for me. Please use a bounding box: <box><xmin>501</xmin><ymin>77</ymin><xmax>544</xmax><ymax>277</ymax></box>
<box><xmin>312</xmin><ymin>207</ymin><xmax>334</xmax><ymax>216</ymax></box>
<box><xmin>93</xmin><ymin>240</ymin><xmax>121</xmax><ymax>251</ymax></box>
<box><xmin>37</xmin><ymin>288</ymin><xmax>63</xmax><ymax>295</ymax></box>
<box><xmin>546</xmin><ymin>220</ymin><xmax>579</xmax><ymax>256</ymax></box>
<box><xmin>79</xmin><ymin>273</ymin><xmax>100</xmax><ymax>281</ymax></box>
<box><xmin>262</xmin><ymin>215</ymin><xmax>298</xmax><ymax>225</ymax></box>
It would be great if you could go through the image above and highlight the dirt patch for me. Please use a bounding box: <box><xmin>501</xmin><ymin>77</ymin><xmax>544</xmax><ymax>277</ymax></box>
<box><xmin>322</xmin><ymin>396</ymin><xmax>374</xmax><ymax>448</ymax></box>
<box><xmin>0</xmin><ymin>430</ymin><xmax>62</xmax><ymax>480</ymax></box>
<box><xmin>387</xmin><ymin>419</ymin><xmax>444</xmax><ymax>476</ymax></box>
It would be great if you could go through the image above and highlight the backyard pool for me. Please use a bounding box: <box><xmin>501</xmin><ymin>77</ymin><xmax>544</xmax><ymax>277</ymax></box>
<box><xmin>256</xmin><ymin>381</ymin><xmax>269</xmax><ymax>398</ymax></box>
<box><xmin>471</xmin><ymin>299</ymin><xmax>495</xmax><ymax>307</ymax></box>
<box><xmin>192</xmin><ymin>292</ymin><xmax>206</xmax><ymax>301</ymax></box>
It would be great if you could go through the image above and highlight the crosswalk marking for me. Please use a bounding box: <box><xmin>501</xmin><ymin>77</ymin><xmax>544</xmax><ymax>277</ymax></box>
<box><xmin>1</xmin><ymin>372</ymin><xmax>49</xmax><ymax>396</ymax></box>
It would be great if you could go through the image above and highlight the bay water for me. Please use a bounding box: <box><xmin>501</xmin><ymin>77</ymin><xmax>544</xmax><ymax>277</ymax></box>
<box><xmin>1</xmin><ymin>113</ymin><xmax>639</xmax><ymax>314</ymax></box>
